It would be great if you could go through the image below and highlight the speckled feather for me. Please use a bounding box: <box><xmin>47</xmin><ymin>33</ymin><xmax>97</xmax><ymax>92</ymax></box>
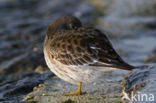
<box><xmin>44</xmin><ymin>16</ymin><xmax>134</xmax><ymax>84</ymax></box>
<box><xmin>46</xmin><ymin>27</ymin><xmax>133</xmax><ymax>70</ymax></box>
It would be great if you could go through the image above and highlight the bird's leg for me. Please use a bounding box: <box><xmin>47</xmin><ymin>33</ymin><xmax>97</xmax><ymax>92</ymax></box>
<box><xmin>64</xmin><ymin>82</ymin><xmax>86</xmax><ymax>96</ymax></box>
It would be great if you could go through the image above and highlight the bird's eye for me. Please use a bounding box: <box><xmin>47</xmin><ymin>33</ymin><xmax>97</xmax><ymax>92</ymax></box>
<box><xmin>69</xmin><ymin>24</ymin><xmax>77</xmax><ymax>29</ymax></box>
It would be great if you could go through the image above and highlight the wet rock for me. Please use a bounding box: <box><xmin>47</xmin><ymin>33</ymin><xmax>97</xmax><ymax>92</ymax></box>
<box><xmin>0</xmin><ymin>72</ymin><xmax>54</xmax><ymax>103</ymax></box>
<box><xmin>144</xmin><ymin>20</ymin><xmax>156</xmax><ymax>30</ymax></box>
<box><xmin>0</xmin><ymin>53</ymin><xmax>29</xmax><ymax>74</ymax></box>
<box><xmin>0</xmin><ymin>49</ymin><xmax>47</xmax><ymax>75</ymax></box>
<box><xmin>122</xmin><ymin>65</ymin><xmax>156</xmax><ymax>102</ymax></box>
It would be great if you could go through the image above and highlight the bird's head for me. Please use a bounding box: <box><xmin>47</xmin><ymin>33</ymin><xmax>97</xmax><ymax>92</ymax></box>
<box><xmin>47</xmin><ymin>16</ymin><xmax>82</xmax><ymax>35</ymax></box>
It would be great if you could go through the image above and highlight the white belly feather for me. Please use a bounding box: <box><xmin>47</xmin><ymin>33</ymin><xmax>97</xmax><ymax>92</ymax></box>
<box><xmin>44</xmin><ymin>48</ymin><xmax>116</xmax><ymax>85</ymax></box>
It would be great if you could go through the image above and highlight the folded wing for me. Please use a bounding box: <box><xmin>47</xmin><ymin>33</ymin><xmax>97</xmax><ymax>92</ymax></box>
<box><xmin>49</xmin><ymin>27</ymin><xmax>134</xmax><ymax>70</ymax></box>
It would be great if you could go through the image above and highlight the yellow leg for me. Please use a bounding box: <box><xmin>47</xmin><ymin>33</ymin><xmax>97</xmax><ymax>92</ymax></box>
<box><xmin>64</xmin><ymin>82</ymin><xmax>86</xmax><ymax>96</ymax></box>
<box><xmin>121</xmin><ymin>87</ymin><xmax>125</xmax><ymax>103</ymax></box>
<box><xmin>121</xmin><ymin>87</ymin><xmax>125</xmax><ymax>97</ymax></box>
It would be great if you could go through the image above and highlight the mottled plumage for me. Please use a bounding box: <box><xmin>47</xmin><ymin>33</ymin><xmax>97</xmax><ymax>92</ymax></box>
<box><xmin>44</xmin><ymin>16</ymin><xmax>134</xmax><ymax>92</ymax></box>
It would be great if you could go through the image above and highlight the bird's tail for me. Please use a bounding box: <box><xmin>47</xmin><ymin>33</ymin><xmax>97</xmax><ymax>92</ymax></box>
<box><xmin>118</xmin><ymin>63</ymin><xmax>135</xmax><ymax>71</ymax></box>
<box><xmin>115</xmin><ymin>61</ymin><xmax>135</xmax><ymax>71</ymax></box>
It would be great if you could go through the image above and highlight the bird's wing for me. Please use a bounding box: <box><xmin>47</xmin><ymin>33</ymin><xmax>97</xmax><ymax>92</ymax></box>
<box><xmin>49</xmin><ymin>27</ymin><xmax>134</xmax><ymax>70</ymax></box>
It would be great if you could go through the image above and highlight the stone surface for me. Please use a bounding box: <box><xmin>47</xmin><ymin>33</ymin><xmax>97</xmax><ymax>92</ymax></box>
<box><xmin>24</xmin><ymin>73</ymin><xmax>123</xmax><ymax>103</ymax></box>
<box><xmin>122</xmin><ymin>65</ymin><xmax>156</xmax><ymax>103</ymax></box>
<box><xmin>24</xmin><ymin>65</ymin><xmax>156</xmax><ymax>103</ymax></box>
<box><xmin>0</xmin><ymin>72</ymin><xmax>53</xmax><ymax>103</ymax></box>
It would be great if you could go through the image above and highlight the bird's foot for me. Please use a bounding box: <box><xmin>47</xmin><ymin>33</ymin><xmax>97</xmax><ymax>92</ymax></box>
<box><xmin>64</xmin><ymin>91</ymin><xmax>86</xmax><ymax>96</ymax></box>
<box><xmin>121</xmin><ymin>87</ymin><xmax>126</xmax><ymax>97</ymax></box>
<box><xmin>121</xmin><ymin>87</ymin><xmax>130</xmax><ymax>103</ymax></box>
<box><xmin>64</xmin><ymin>82</ymin><xmax>86</xmax><ymax>96</ymax></box>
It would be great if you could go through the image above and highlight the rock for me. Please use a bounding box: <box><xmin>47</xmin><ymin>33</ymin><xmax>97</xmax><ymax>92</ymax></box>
<box><xmin>0</xmin><ymin>72</ymin><xmax>53</xmax><ymax>103</ymax></box>
<box><xmin>121</xmin><ymin>65</ymin><xmax>156</xmax><ymax>102</ymax></box>
<box><xmin>24</xmin><ymin>73</ymin><xmax>124</xmax><ymax>103</ymax></box>
<box><xmin>0</xmin><ymin>53</ymin><xmax>29</xmax><ymax>74</ymax></box>
<box><xmin>24</xmin><ymin>65</ymin><xmax>156</xmax><ymax>103</ymax></box>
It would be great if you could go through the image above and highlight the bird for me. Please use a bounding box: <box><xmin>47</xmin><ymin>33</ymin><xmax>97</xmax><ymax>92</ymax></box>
<box><xmin>43</xmin><ymin>16</ymin><xmax>134</xmax><ymax>96</ymax></box>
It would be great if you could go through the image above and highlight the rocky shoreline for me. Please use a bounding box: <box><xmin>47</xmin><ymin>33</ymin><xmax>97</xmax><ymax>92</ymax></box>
<box><xmin>0</xmin><ymin>0</ymin><xmax>156</xmax><ymax>103</ymax></box>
